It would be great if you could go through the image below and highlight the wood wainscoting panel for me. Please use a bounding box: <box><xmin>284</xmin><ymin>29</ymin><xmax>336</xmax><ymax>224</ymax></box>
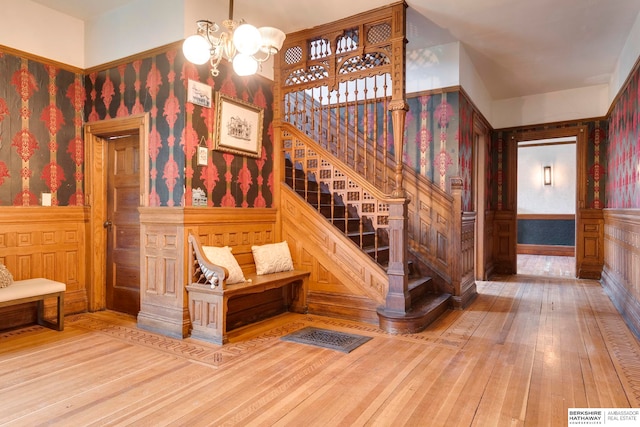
<box><xmin>452</xmin><ymin>212</ymin><xmax>477</xmax><ymax>309</ymax></box>
<box><xmin>0</xmin><ymin>207</ymin><xmax>89</xmax><ymax>329</ymax></box>
<box><xmin>492</xmin><ymin>210</ymin><xmax>516</xmax><ymax>275</ymax></box>
<box><xmin>517</xmin><ymin>244</ymin><xmax>575</xmax><ymax>257</ymax></box>
<box><xmin>137</xmin><ymin>207</ymin><xmax>188</xmax><ymax>339</ymax></box>
<box><xmin>602</xmin><ymin>209</ymin><xmax>640</xmax><ymax>338</ymax></box>
<box><xmin>483</xmin><ymin>210</ymin><xmax>496</xmax><ymax>279</ymax></box>
<box><xmin>405</xmin><ymin>175</ymin><xmax>454</xmax><ymax>287</ymax></box>
<box><xmin>281</xmin><ymin>188</ymin><xmax>386</xmax><ymax>324</ymax></box>
<box><xmin>576</xmin><ymin>209</ymin><xmax>604</xmax><ymax>279</ymax></box>
<box><xmin>184</xmin><ymin>207</ymin><xmax>278</xmax><ymax>275</ymax></box>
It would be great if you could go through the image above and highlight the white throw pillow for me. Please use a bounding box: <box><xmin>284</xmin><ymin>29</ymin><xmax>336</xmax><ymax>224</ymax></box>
<box><xmin>252</xmin><ymin>242</ymin><xmax>294</xmax><ymax>275</ymax></box>
<box><xmin>0</xmin><ymin>264</ymin><xmax>13</xmax><ymax>288</ymax></box>
<box><xmin>201</xmin><ymin>246</ymin><xmax>246</xmax><ymax>284</ymax></box>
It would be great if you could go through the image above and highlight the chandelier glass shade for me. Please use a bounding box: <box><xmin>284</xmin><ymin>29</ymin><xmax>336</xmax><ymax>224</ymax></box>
<box><xmin>182</xmin><ymin>0</ymin><xmax>286</xmax><ymax>77</ymax></box>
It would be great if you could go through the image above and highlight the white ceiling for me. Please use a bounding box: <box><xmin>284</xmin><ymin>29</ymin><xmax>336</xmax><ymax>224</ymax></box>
<box><xmin>31</xmin><ymin>0</ymin><xmax>640</xmax><ymax>100</ymax></box>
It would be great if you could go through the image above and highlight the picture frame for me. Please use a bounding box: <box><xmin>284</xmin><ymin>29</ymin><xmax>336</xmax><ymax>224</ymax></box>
<box><xmin>187</xmin><ymin>79</ymin><xmax>212</xmax><ymax>108</ymax></box>
<box><xmin>214</xmin><ymin>92</ymin><xmax>264</xmax><ymax>158</ymax></box>
<box><xmin>197</xmin><ymin>146</ymin><xmax>208</xmax><ymax>166</ymax></box>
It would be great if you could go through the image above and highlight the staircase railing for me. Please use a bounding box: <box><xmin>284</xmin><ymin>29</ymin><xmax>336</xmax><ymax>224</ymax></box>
<box><xmin>275</xmin><ymin>3</ymin><xmax>413</xmax><ymax>314</ymax></box>
<box><xmin>284</xmin><ymin>84</ymin><xmax>395</xmax><ymax>194</ymax></box>
<box><xmin>282</xmin><ymin>122</ymin><xmax>402</xmax><ymax>265</ymax></box>
<box><xmin>274</xmin><ymin>3</ymin><xmax>477</xmax><ymax>317</ymax></box>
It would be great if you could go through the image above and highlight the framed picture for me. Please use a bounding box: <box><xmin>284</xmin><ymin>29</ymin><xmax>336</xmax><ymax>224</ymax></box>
<box><xmin>187</xmin><ymin>79</ymin><xmax>212</xmax><ymax>108</ymax></box>
<box><xmin>214</xmin><ymin>93</ymin><xmax>264</xmax><ymax>158</ymax></box>
<box><xmin>197</xmin><ymin>146</ymin><xmax>208</xmax><ymax>166</ymax></box>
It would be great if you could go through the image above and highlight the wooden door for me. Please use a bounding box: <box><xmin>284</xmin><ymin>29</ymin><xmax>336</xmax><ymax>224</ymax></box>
<box><xmin>106</xmin><ymin>135</ymin><xmax>141</xmax><ymax>315</ymax></box>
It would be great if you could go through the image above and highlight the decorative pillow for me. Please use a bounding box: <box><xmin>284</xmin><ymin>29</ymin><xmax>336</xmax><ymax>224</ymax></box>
<box><xmin>201</xmin><ymin>246</ymin><xmax>246</xmax><ymax>284</ymax></box>
<box><xmin>0</xmin><ymin>264</ymin><xmax>13</xmax><ymax>288</ymax></box>
<box><xmin>252</xmin><ymin>241</ymin><xmax>294</xmax><ymax>275</ymax></box>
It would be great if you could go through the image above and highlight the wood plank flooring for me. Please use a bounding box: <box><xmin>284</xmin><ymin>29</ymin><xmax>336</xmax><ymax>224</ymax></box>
<box><xmin>517</xmin><ymin>254</ymin><xmax>575</xmax><ymax>277</ymax></box>
<box><xmin>1</xmin><ymin>274</ymin><xmax>639</xmax><ymax>426</ymax></box>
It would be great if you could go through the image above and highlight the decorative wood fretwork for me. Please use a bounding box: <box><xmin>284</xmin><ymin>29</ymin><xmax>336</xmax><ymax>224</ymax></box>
<box><xmin>0</xmin><ymin>207</ymin><xmax>88</xmax><ymax>329</ymax></box>
<box><xmin>278</xmin><ymin>4</ymin><xmax>405</xmax><ymax>94</ymax></box>
<box><xmin>276</xmin><ymin>2</ymin><xmax>407</xmax><ymax>197</ymax></box>
<box><xmin>283</xmin><ymin>125</ymin><xmax>390</xmax><ymax>233</ymax></box>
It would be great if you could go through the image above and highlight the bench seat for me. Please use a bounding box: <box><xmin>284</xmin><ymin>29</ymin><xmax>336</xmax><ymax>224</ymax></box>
<box><xmin>0</xmin><ymin>278</ymin><xmax>66</xmax><ymax>331</ymax></box>
<box><xmin>187</xmin><ymin>233</ymin><xmax>309</xmax><ymax>344</ymax></box>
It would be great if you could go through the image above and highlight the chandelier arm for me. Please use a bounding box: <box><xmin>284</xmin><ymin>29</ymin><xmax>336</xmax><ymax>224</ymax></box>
<box><xmin>252</xmin><ymin>50</ymin><xmax>272</xmax><ymax>64</ymax></box>
<box><xmin>209</xmin><ymin>54</ymin><xmax>224</xmax><ymax>77</ymax></box>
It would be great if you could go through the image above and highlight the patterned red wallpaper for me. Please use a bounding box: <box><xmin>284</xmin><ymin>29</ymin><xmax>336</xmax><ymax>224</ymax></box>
<box><xmin>402</xmin><ymin>90</ymin><xmax>483</xmax><ymax>212</ymax></box>
<box><xmin>607</xmin><ymin>63</ymin><xmax>639</xmax><ymax>208</ymax></box>
<box><xmin>84</xmin><ymin>47</ymin><xmax>275</xmax><ymax>208</ymax></box>
<box><xmin>404</xmin><ymin>92</ymin><xmax>459</xmax><ymax>192</ymax></box>
<box><xmin>0</xmin><ymin>50</ymin><xmax>84</xmax><ymax>206</ymax></box>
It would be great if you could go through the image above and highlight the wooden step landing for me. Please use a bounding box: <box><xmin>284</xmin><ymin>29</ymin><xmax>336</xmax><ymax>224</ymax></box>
<box><xmin>377</xmin><ymin>292</ymin><xmax>451</xmax><ymax>334</ymax></box>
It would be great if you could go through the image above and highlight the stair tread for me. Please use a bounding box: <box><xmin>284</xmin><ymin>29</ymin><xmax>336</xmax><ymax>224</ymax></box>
<box><xmin>377</xmin><ymin>292</ymin><xmax>450</xmax><ymax>320</ymax></box>
<box><xmin>410</xmin><ymin>293</ymin><xmax>451</xmax><ymax>314</ymax></box>
<box><xmin>408</xmin><ymin>276</ymin><xmax>432</xmax><ymax>290</ymax></box>
<box><xmin>346</xmin><ymin>230</ymin><xmax>376</xmax><ymax>237</ymax></box>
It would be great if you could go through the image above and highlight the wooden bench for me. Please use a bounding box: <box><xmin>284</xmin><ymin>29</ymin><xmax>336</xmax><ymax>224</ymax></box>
<box><xmin>186</xmin><ymin>233</ymin><xmax>309</xmax><ymax>344</ymax></box>
<box><xmin>0</xmin><ymin>278</ymin><xmax>66</xmax><ymax>331</ymax></box>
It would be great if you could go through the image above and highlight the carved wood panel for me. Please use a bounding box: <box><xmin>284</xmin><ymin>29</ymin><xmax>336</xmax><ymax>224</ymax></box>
<box><xmin>0</xmin><ymin>207</ymin><xmax>88</xmax><ymax>329</ymax></box>
<box><xmin>493</xmin><ymin>210</ymin><xmax>516</xmax><ymax>274</ymax></box>
<box><xmin>281</xmin><ymin>187</ymin><xmax>386</xmax><ymax>322</ymax></box>
<box><xmin>404</xmin><ymin>175</ymin><xmax>455</xmax><ymax>283</ymax></box>
<box><xmin>602</xmin><ymin>209</ymin><xmax>640</xmax><ymax>337</ymax></box>
<box><xmin>137</xmin><ymin>207</ymin><xmax>187</xmax><ymax>338</ymax></box>
<box><xmin>577</xmin><ymin>209</ymin><xmax>604</xmax><ymax>279</ymax></box>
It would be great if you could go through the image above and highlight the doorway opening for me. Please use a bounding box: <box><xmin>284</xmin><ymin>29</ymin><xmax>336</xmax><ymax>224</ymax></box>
<box><xmin>516</xmin><ymin>136</ymin><xmax>577</xmax><ymax>278</ymax></box>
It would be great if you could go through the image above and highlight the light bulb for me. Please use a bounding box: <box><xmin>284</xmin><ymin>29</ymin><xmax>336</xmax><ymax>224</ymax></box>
<box><xmin>183</xmin><ymin>35</ymin><xmax>211</xmax><ymax>65</ymax></box>
<box><xmin>233</xmin><ymin>54</ymin><xmax>258</xmax><ymax>76</ymax></box>
<box><xmin>233</xmin><ymin>24</ymin><xmax>261</xmax><ymax>55</ymax></box>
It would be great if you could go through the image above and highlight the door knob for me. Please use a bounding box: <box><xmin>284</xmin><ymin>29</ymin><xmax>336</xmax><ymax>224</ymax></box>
<box><xmin>103</xmin><ymin>220</ymin><xmax>112</xmax><ymax>228</ymax></box>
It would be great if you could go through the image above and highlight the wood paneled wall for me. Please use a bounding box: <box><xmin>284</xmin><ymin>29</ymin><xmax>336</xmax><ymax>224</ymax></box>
<box><xmin>576</xmin><ymin>209</ymin><xmax>604</xmax><ymax>279</ymax></box>
<box><xmin>454</xmin><ymin>212</ymin><xmax>477</xmax><ymax>308</ymax></box>
<box><xmin>137</xmin><ymin>207</ymin><xmax>281</xmax><ymax>338</ymax></box>
<box><xmin>280</xmin><ymin>188</ymin><xmax>387</xmax><ymax>324</ymax></box>
<box><xmin>601</xmin><ymin>209</ymin><xmax>640</xmax><ymax>338</ymax></box>
<box><xmin>405</xmin><ymin>173</ymin><xmax>455</xmax><ymax>293</ymax></box>
<box><xmin>492</xmin><ymin>210</ymin><xmax>516</xmax><ymax>274</ymax></box>
<box><xmin>482</xmin><ymin>211</ymin><xmax>496</xmax><ymax>279</ymax></box>
<box><xmin>0</xmin><ymin>207</ymin><xmax>88</xmax><ymax>329</ymax></box>
<box><xmin>137</xmin><ymin>207</ymin><xmax>188</xmax><ymax>338</ymax></box>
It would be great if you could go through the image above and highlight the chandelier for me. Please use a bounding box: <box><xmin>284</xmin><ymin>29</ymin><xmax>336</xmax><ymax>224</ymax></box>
<box><xmin>182</xmin><ymin>0</ymin><xmax>286</xmax><ymax>77</ymax></box>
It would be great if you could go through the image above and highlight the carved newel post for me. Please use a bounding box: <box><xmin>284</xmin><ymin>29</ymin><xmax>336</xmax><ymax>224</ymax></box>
<box><xmin>384</xmin><ymin>99</ymin><xmax>410</xmax><ymax>313</ymax></box>
<box><xmin>389</xmin><ymin>100</ymin><xmax>409</xmax><ymax>198</ymax></box>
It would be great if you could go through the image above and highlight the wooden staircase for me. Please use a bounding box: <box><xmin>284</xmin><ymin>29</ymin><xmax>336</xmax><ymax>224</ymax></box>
<box><xmin>273</xmin><ymin>3</ymin><xmax>473</xmax><ymax>332</ymax></box>
<box><xmin>284</xmin><ymin>155</ymin><xmax>451</xmax><ymax>332</ymax></box>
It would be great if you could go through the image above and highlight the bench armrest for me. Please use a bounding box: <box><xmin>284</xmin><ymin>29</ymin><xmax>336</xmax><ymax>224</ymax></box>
<box><xmin>188</xmin><ymin>233</ymin><xmax>229</xmax><ymax>289</ymax></box>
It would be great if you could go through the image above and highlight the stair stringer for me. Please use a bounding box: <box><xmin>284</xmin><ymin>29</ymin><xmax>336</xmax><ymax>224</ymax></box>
<box><xmin>280</xmin><ymin>185</ymin><xmax>388</xmax><ymax>323</ymax></box>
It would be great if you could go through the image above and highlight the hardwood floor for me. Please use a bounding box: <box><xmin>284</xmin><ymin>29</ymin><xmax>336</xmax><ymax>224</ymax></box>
<box><xmin>1</xmin><ymin>275</ymin><xmax>639</xmax><ymax>426</ymax></box>
<box><xmin>517</xmin><ymin>254</ymin><xmax>576</xmax><ymax>277</ymax></box>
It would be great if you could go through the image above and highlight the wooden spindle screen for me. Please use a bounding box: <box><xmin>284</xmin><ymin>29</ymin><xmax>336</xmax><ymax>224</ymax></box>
<box><xmin>276</xmin><ymin>4</ymin><xmax>406</xmax><ymax>196</ymax></box>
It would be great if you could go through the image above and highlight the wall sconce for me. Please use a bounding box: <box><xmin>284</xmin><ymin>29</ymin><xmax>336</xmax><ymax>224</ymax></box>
<box><xmin>543</xmin><ymin>165</ymin><xmax>552</xmax><ymax>186</ymax></box>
